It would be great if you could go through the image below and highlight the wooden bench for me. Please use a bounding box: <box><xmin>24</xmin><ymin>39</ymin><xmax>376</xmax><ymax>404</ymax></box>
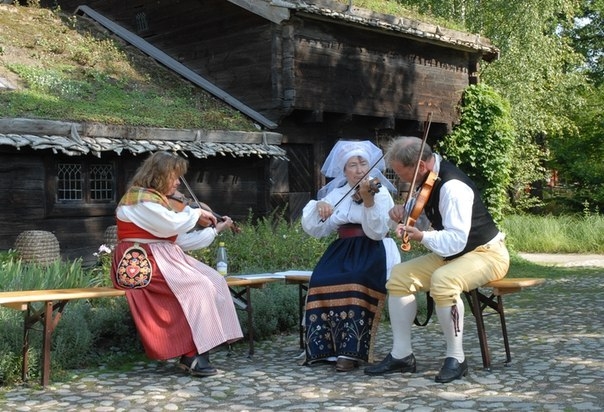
<box><xmin>463</xmin><ymin>277</ymin><xmax>546</xmax><ymax>370</ymax></box>
<box><xmin>0</xmin><ymin>277</ymin><xmax>279</xmax><ymax>387</ymax></box>
<box><xmin>0</xmin><ymin>287</ymin><xmax>126</xmax><ymax>387</ymax></box>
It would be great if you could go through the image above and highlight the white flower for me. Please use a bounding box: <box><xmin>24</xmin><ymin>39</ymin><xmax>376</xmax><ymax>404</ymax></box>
<box><xmin>93</xmin><ymin>244</ymin><xmax>113</xmax><ymax>257</ymax></box>
<box><xmin>98</xmin><ymin>244</ymin><xmax>112</xmax><ymax>254</ymax></box>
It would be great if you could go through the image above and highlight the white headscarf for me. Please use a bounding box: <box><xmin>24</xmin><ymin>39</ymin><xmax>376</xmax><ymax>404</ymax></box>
<box><xmin>317</xmin><ymin>140</ymin><xmax>397</xmax><ymax>199</ymax></box>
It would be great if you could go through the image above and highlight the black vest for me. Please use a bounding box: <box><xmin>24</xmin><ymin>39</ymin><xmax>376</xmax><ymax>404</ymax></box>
<box><xmin>423</xmin><ymin>160</ymin><xmax>500</xmax><ymax>260</ymax></box>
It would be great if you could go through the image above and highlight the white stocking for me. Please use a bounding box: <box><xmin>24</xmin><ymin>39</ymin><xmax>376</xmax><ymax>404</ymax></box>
<box><xmin>435</xmin><ymin>297</ymin><xmax>465</xmax><ymax>363</ymax></box>
<box><xmin>389</xmin><ymin>294</ymin><xmax>416</xmax><ymax>359</ymax></box>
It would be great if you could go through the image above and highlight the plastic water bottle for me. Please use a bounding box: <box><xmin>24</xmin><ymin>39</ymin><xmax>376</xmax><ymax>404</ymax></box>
<box><xmin>216</xmin><ymin>242</ymin><xmax>228</xmax><ymax>276</ymax></box>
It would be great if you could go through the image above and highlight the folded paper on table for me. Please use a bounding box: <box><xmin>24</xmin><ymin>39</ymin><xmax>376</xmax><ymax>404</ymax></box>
<box><xmin>228</xmin><ymin>270</ymin><xmax>312</xmax><ymax>281</ymax></box>
<box><xmin>274</xmin><ymin>270</ymin><xmax>312</xmax><ymax>278</ymax></box>
<box><xmin>228</xmin><ymin>273</ymin><xmax>283</xmax><ymax>280</ymax></box>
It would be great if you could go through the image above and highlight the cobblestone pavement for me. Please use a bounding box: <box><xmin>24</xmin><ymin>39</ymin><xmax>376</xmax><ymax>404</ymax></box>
<box><xmin>1</xmin><ymin>270</ymin><xmax>603</xmax><ymax>411</ymax></box>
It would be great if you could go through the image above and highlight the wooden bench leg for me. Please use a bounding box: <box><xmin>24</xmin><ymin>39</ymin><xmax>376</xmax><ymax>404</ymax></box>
<box><xmin>495</xmin><ymin>294</ymin><xmax>512</xmax><ymax>366</ymax></box>
<box><xmin>42</xmin><ymin>301</ymin><xmax>53</xmax><ymax>386</ymax></box>
<box><xmin>229</xmin><ymin>286</ymin><xmax>254</xmax><ymax>357</ymax></box>
<box><xmin>298</xmin><ymin>282</ymin><xmax>308</xmax><ymax>350</ymax></box>
<box><xmin>464</xmin><ymin>290</ymin><xmax>492</xmax><ymax>370</ymax></box>
<box><xmin>22</xmin><ymin>306</ymin><xmax>31</xmax><ymax>383</ymax></box>
<box><xmin>464</xmin><ymin>288</ymin><xmax>513</xmax><ymax>370</ymax></box>
<box><xmin>21</xmin><ymin>300</ymin><xmax>69</xmax><ymax>386</ymax></box>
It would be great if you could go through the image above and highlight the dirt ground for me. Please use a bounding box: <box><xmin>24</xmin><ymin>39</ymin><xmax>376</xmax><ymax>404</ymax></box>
<box><xmin>518</xmin><ymin>252</ymin><xmax>604</xmax><ymax>267</ymax></box>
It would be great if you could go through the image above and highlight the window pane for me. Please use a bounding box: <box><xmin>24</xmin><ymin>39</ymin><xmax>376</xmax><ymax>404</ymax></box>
<box><xmin>90</xmin><ymin>164</ymin><xmax>114</xmax><ymax>201</ymax></box>
<box><xmin>57</xmin><ymin>163</ymin><xmax>82</xmax><ymax>201</ymax></box>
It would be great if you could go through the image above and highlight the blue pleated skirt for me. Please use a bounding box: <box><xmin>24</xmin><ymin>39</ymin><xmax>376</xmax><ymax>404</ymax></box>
<box><xmin>304</xmin><ymin>235</ymin><xmax>387</xmax><ymax>363</ymax></box>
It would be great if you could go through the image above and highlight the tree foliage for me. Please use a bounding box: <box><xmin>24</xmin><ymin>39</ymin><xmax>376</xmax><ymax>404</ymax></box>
<box><xmin>566</xmin><ymin>0</ymin><xmax>604</xmax><ymax>86</ymax></box>
<box><xmin>395</xmin><ymin>0</ymin><xmax>601</xmax><ymax>214</ymax></box>
<box><xmin>436</xmin><ymin>84</ymin><xmax>514</xmax><ymax>223</ymax></box>
<box><xmin>548</xmin><ymin>84</ymin><xmax>604</xmax><ymax>211</ymax></box>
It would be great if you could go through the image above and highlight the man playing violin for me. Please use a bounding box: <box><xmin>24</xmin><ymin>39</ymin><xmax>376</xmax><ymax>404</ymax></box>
<box><xmin>364</xmin><ymin>136</ymin><xmax>510</xmax><ymax>383</ymax></box>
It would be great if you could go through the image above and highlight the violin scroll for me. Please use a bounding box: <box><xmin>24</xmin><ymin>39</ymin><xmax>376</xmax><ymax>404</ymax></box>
<box><xmin>351</xmin><ymin>177</ymin><xmax>382</xmax><ymax>204</ymax></box>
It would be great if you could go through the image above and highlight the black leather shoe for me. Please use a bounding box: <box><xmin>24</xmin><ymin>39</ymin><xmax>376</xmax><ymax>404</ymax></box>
<box><xmin>179</xmin><ymin>353</ymin><xmax>218</xmax><ymax>377</ymax></box>
<box><xmin>435</xmin><ymin>357</ymin><xmax>468</xmax><ymax>383</ymax></box>
<box><xmin>364</xmin><ymin>353</ymin><xmax>416</xmax><ymax>375</ymax></box>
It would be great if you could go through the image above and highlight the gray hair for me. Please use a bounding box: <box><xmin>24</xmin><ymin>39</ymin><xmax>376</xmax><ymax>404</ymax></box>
<box><xmin>385</xmin><ymin>136</ymin><xmax>433</xmax><ymax>167</ymax></box>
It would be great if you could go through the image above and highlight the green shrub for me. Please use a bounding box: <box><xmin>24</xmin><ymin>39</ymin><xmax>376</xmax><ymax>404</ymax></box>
<box><xmin>190</xmin><ymin>209</ymin><xmax>333</xmax><ymax>274</ymax></box>
<box><xmin>0</xmin><ymin>310</ymin><xmax>26</xmax><ymax>386</ymax></box>
<box><xmin>436</xmin><ymin>83</ymin><xmax>515</xmax><ymax>223</ymax></box>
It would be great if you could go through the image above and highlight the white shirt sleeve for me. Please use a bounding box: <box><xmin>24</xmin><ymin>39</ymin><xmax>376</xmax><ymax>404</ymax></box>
<box><xmin>301</xmin><ymin>183</ymin><xmax>396</xmax><ymax>240</ymax></box>
<box><xmin>420</xmin><ymin>179</ymin><xmax>474</xmax><ymax>257</ymax></box>
<box><xmin>176</xmin><ymin>228</ymin><xmax>218</xmax><ymax>251</ymax></box>
<box><xmin>359</xmin><ymin>188</ymin><xmax>396</xmax><ymax>240</ymax></box>
<box><xmin>117</xmin><ymin>201</ymin><xmax>218</xmax><ymax>250</ymax></box>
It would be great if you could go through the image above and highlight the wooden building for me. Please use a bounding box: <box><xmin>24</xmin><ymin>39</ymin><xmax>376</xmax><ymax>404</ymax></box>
<box><xmin>0</xmin><ymin>118</ymin><xmax>286</xmax><ymax>263</ymax></box>
<box><xmin>52</xmin><ymin>0</ymin><xmax>498</xmax><ymax>207</ymax></box>
<box><xmin>3</xmin><ymin>0</ymin><xmax>499</xmax><ymax>262</ymax></box>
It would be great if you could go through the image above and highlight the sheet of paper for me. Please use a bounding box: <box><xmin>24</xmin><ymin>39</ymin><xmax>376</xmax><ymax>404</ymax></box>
<box><xmin>273</xmin><ymin>270</ymin><xmax>312</xmax><ymax>278</ymax></box>
<box><xmin>228</xmin><ymin>273</ymin><xmax>286</xmax><ymax>280</ymax></box>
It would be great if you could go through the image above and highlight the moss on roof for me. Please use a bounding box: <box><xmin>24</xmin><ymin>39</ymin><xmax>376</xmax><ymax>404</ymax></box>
<box><xmin>0</xmin><ymin>4</ymin><xmax>257</xmax><ymax>131</ymax></box>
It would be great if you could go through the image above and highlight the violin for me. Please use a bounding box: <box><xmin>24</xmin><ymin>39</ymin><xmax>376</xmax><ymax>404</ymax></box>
<box><xmin>168</xmin><ymin>180</ymin><xmax>241</xmax><ymax>234</ymax></box>
<box><xmin>167</xmin><ymin>193</ymin><xmax>214</xmax><ymax>227</ymax></box>
<box><xmin>399</xmin><ymin>112</ymin><xmax>434</xmax><ymax>252</ymax></box>
<box><xmin>400</xmin><ymin>171</ymin><xmax>438</xmax><ymax>251</ymax></box>
<box><xmin>351</xmin><ymin>177</ymin><xmax>382</xmax><ymax>204</ymax></box>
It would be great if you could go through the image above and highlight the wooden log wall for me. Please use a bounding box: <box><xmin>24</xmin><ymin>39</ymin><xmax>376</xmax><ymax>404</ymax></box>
<box><xmin>0</xmin><ymin>148</ymin><xmax>271</xmax><ymax>264</ymax></box>
<box><xmin>286</xmin><ymin>16</ymin><xmax>469</xmax><ymax>126</ymax></box>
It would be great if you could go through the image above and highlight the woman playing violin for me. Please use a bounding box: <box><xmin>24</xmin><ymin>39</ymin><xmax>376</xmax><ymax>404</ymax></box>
<box><xmin>111</xmin><ymin>151</ymin><xmax>242</xmax><ymax>377</ymax></box>
<box><xmin>301</xmin><ymin>140</ymin><xmax>400</xmax><ymax>372</ymax></box>
<box><xmin>365</xmin><ymin>136</ymin><xmax>510</xmax><ymax>383</ymax></box>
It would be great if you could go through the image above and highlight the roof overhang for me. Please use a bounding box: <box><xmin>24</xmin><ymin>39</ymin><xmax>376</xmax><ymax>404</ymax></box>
<box><xmin>0</xmin><ymin>118</ymin><xmax>288</xmax><ymax>160</ymax></box>
<box><xmin>229</xmin><ymin>0</ymin><xmax>499</xmax><ymax>61</ymax></box>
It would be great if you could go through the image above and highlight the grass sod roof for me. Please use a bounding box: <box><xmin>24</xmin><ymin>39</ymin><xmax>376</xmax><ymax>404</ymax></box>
<box><xmin>0</xmin><ymin>4</ymin><xmax>258</xmax><ymax>131</ymax></box>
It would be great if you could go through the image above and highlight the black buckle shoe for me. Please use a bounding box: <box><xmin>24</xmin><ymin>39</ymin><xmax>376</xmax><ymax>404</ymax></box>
<box><xmin>364</xmin><ymin>353</ymin><xmax>416</xmax><ymax>375</ymax></box>
<box><xmin>435</xmin><ymin>357</ymin><xmax>468</xmax><ymax>383</ymax></box>
<box><xmin>179</xmin><ymin>353</ymin><xmax>218</xmax><ymax>377</ymax></box>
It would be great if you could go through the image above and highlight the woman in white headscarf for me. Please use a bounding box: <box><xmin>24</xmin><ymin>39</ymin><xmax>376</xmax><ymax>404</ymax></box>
<box><xmin>301</xmin><ymin>140</ymin><xmax>401</xmax><ymax>372</ymax></box>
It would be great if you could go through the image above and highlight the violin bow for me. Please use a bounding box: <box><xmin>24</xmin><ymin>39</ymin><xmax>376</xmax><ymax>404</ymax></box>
<box><xmin>179</xmin><ymin>176</ymin><xmax>242</xmax><ymax>233</ymax></box>
<box><xmin>405</xmin><ymin>112</ymin><xmax>433</xmax><ymax>207</ymax></box>
<box><xmin>178</xmin><ymin>176</ymin><xmax>222</xmax><ymax>223</ymax></box>
<box><xmin>179</xmin><ymin>176</ymin><xmax>204</xmax><ymax>210</ymax></box>
<box><xmin>400</xmin><ymin>112</ymin><xmax>433</xmax><ymax>247</ymax></box>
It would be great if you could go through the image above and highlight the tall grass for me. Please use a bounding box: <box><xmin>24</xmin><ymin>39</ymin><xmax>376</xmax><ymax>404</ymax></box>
<box><xmin>0</xmin><ymin>254</ymin><xmax>105</xmax><ymax>291</ymax></box>
<box><xmin>502</xmin><ymin>213</ymin><xmax>604</xmax><ymax>253</ymax></box>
